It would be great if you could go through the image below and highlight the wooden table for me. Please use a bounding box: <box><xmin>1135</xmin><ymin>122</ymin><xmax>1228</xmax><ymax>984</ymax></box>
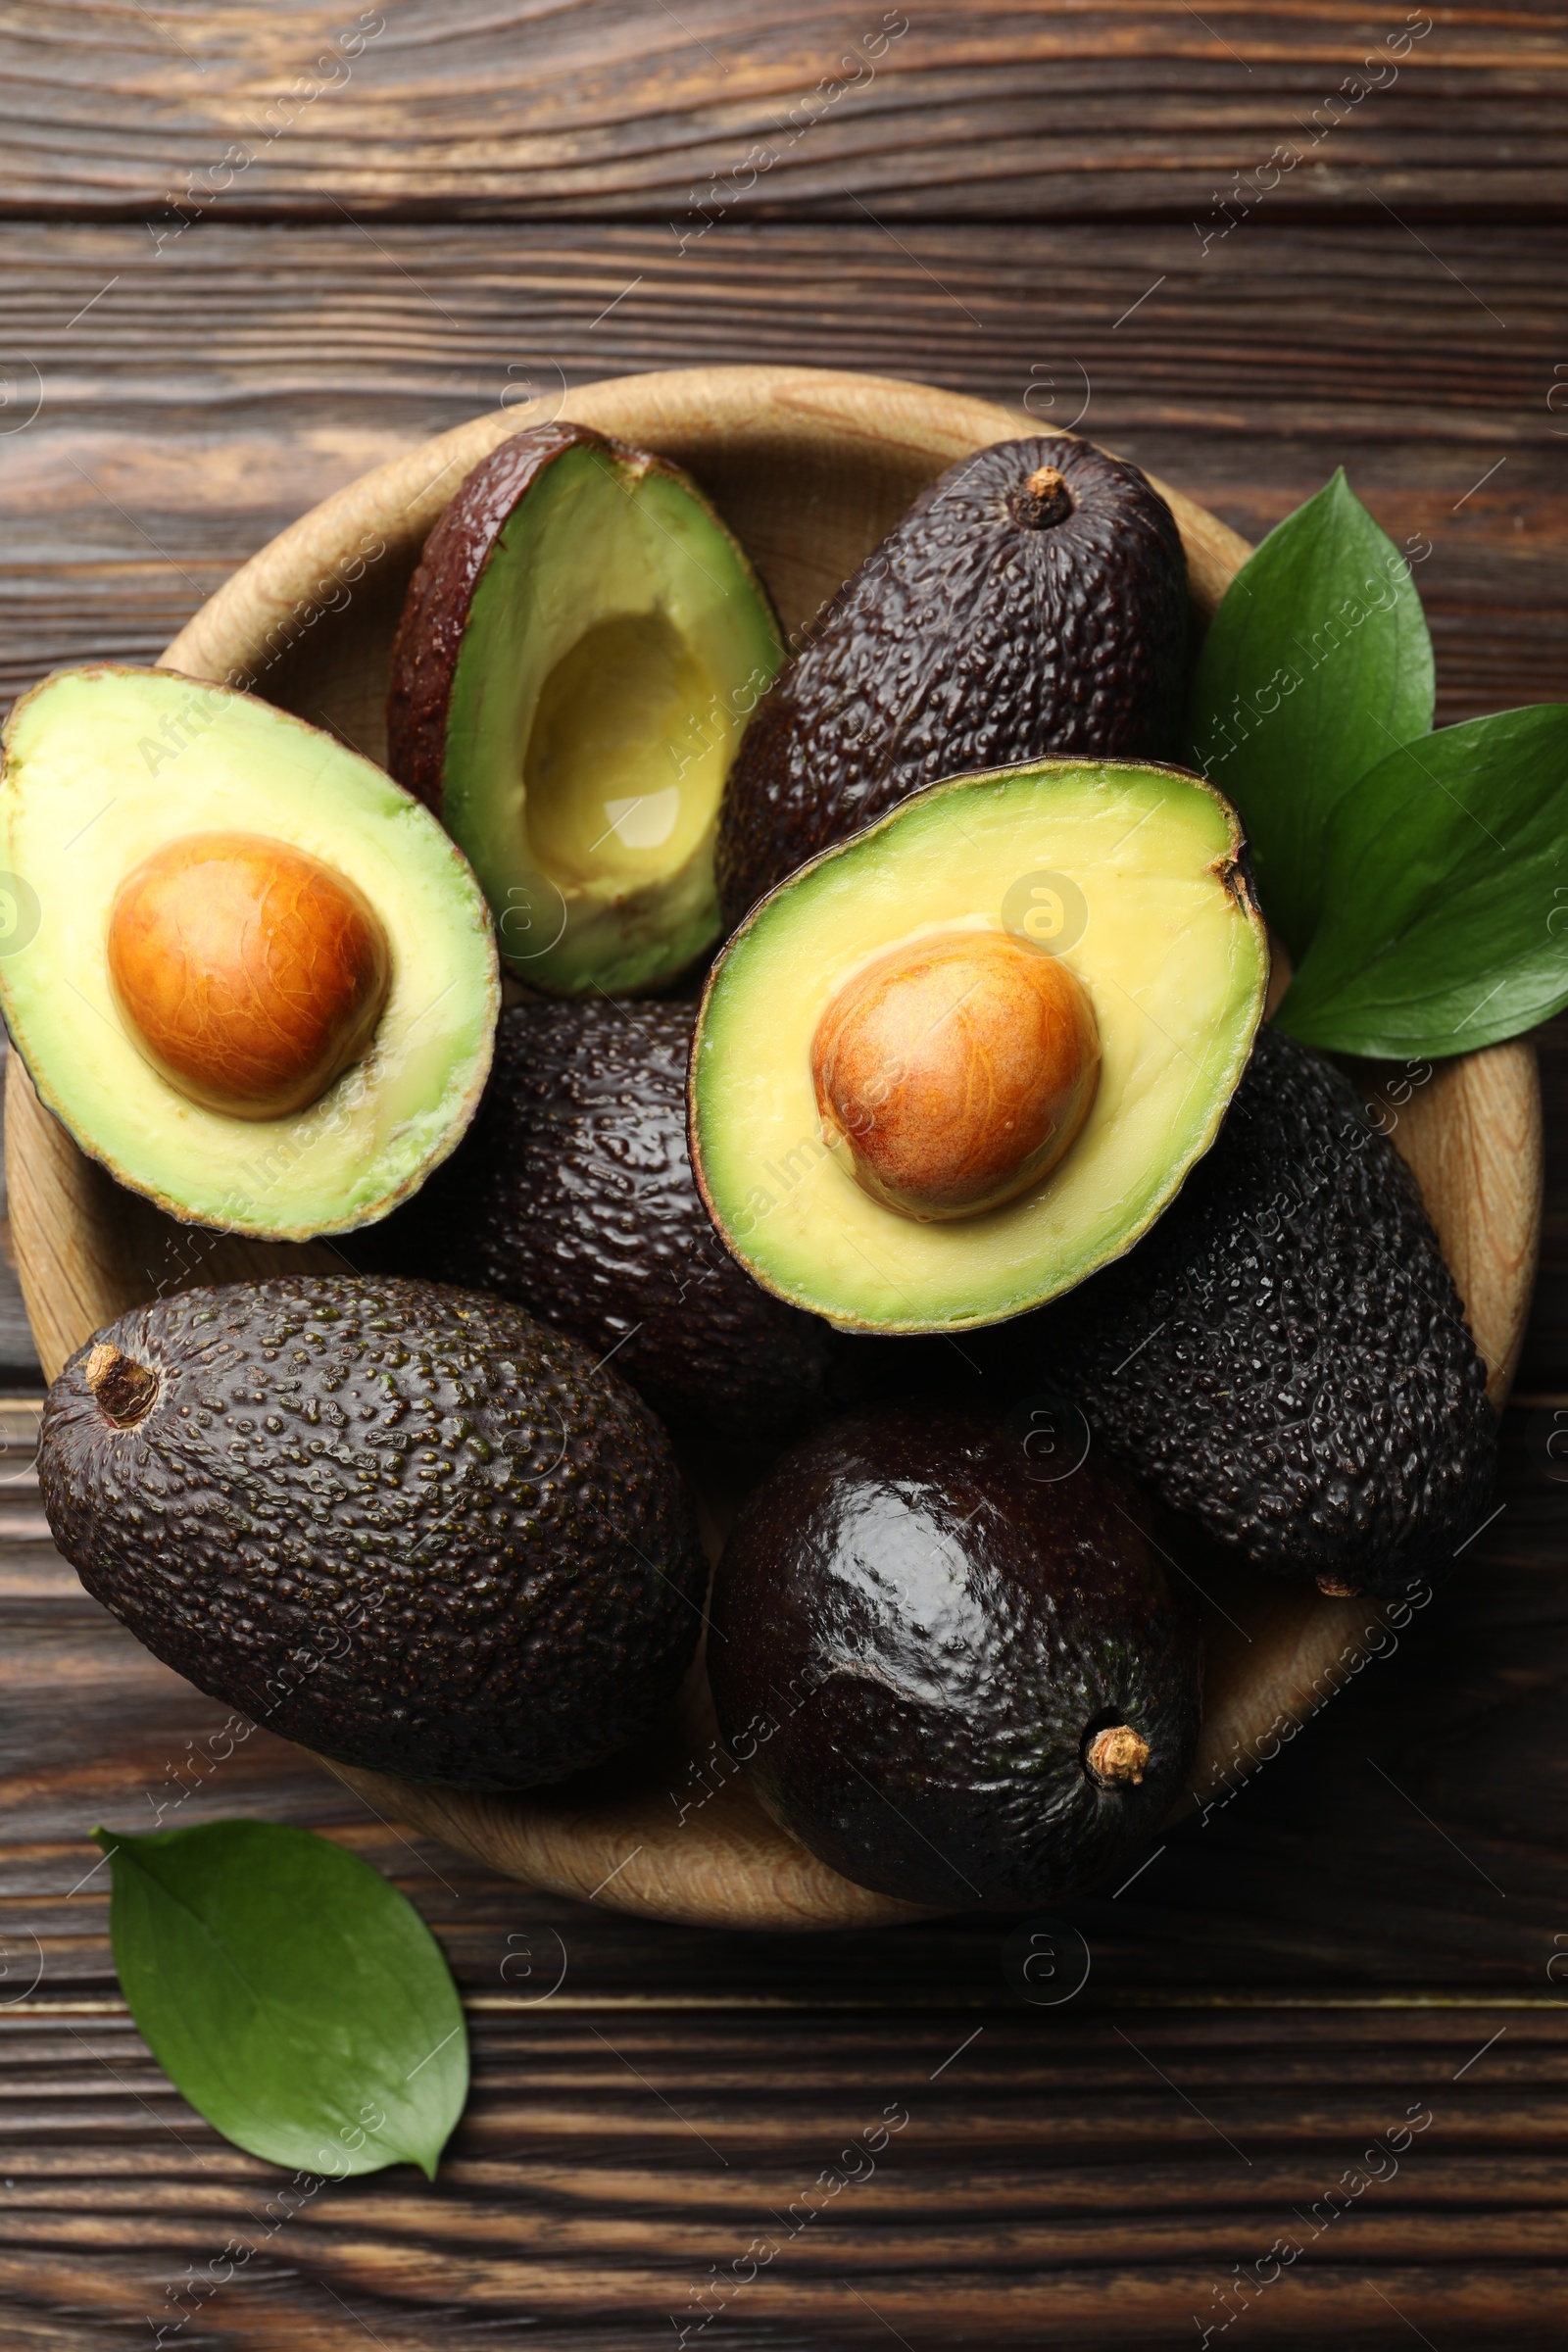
<box><xmin>3</xmin><ymin>9</ymin><xmax>1567</xmax><ymax>2343</ymax></box>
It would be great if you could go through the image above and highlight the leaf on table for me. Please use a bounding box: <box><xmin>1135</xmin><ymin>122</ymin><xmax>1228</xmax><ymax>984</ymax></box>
<box><xmin>1188</xmin><ymin>467</ymin><xmax>1434</xmax><ymax>959</ymax></box>
<box><xmin>1275</xmin><ymin>704</ymin><xmax>1568</xmax><ymax>1058</ymax></box>
<box><xmin>96</xmin><ymin>1818</ymin><xmax>467</xmax><ymax>2180</ymax></box>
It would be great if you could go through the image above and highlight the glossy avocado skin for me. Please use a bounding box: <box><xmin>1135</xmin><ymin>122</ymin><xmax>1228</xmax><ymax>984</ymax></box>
<box><xmin>38</xmin><ymin>1276</ymin><xmax>707</xmax><ymax>1789</ymax></box>
<box><xmin>715</xmin><ymin>434</ymin><xmax>1189</xmax><ymax>925</ymax></box>
<box><xmin>989</xmin><ymin>1028</ymin><xmax>1497</xmax><ymax>1597</ymax></box>
<box><xmin>381</xmin><ymin>999</ymin><xmax>838</xmax><ymax>1443</ymax></box>
<box><xmin>708</xmin><ymin>1403</ymin><xmax>1201</xmax><ymax>1909</ymax></box>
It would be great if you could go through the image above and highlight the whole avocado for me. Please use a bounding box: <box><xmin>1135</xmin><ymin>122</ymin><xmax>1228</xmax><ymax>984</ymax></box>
<box><xmin>382</xmin><ymin>999</ymin><xmax>838</xmax><ymax>1442</ymax></box>
<box><xmin>1002</xmin><ymin>1027</ymin><xmax>1497</xmax><ymax>1597</ymax></box>
<box><xmin>708</xmin><ymin>1402</ymin><xmax>1200</xmax><ymax>1909</ymax></box>
<box><xmin>715</xmin><ymin>434</ymin><xmax>1189</xmax><ymax>925</ymax></box>
<box><xmin>38</xmin><ymin>1276</ymin><xmax>707</xmax><ymax>1788</ymax></box>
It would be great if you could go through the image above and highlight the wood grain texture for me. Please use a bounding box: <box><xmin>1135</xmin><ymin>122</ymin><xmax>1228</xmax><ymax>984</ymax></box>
<box><xmin>2</xmin><ymin>7</ymin><xmax>1567</xmax><ymax>2328</ymax></box>
<box><xmin>0</xmin><ymin>1045</ymin><xmax>44</xmax><ymax>1376</ymax></box>
<box><xmin>5</xmin><ymin>1992</ymin><xmax>1567</xmax><ymax>2348</ymax></box>
<box><xmin>2</xmin><ymin>2</ymin><xmax>1564</xmax><ymax>221</ymax></box>
<box><xmin>3</xmin><ymin>364</ymin><xmax>1542</xmax><ymax>1935</ymax></box>
<box><xmin>3</xmin><ymin>1994</ymin><xmax>1568</xmax><ymax>2342</ymax></box>
<box><xmin>2</xmin><ymin>220</ymin><xmax>1562</xmax><ymax>730</ymax></box>
<box><xmin>1363</xmin><ymin>1047</ymin><xmax>1544</xmax><ymax>1405</ymax></box>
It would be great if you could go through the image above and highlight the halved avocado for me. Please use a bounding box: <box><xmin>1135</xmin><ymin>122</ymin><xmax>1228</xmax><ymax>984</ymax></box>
<box><xmin>690</xmin><ymin>759</ymin><xmax>1267</xmax><ymax>1334</ymax></box>
<box><xmin>387</xmin><ymin>421</ymin><xmax>784</xmax><ymax>998</ymax></box>
<box><xmin>0</xmin><ymin>666</ymin><xmax>498</xmax><ymax>1240</ymax></box>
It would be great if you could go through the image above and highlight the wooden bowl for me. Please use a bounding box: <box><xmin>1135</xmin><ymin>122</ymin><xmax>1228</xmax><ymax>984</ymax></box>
<box><xmin>6</xmin><ymin>368</ymin><xmax>1543</xmax><ymax>1931</ymax></box>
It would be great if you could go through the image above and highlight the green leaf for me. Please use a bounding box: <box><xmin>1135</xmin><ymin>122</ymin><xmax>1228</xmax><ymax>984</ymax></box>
<box><xmin>1189</xmin><ymin>468</ymin><xmax>1435</xmax><ymax>957</ymax></box>
<box><xmin>96</xmin><ymin>1820</ymin><xmax>466</xmax><ymax>2180</ymax></box>
<box><xmin>1276</xmin><ymin>704</ymin><xmax>1568</xmax><ymax>1059</ymax></box>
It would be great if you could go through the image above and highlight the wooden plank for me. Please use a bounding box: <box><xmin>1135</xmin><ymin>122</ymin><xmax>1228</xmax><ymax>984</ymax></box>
<box><xmin>1</xmin><ymin>1997</ymin><xmax>1564</xmax><ymax>2346</ymax></box>
<box><xmin>1</xmin><ymin>3</ymin><xmax>1564</xmax><ymax>221</ymax></box>
<box><xmin>0</xmin><ymin>220</ymin><xmax>1562</xmax><ymax>727</ymax></box>
<box><xmin>0</xmin><ymin>1044</ymin><xmax>42</xmax><ymax>1377</ymax></box>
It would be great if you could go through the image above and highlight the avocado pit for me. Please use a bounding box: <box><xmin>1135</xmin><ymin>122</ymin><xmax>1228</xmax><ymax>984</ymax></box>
<box><xmin>810</xmin><ymin>928</ymin><xmax>1101</xmax><ymax>1221</ymax></box>
<box><xmin>107</xmin><ymin>829</ymin><xmax>391</xmax><ymax>1120</ymax></box>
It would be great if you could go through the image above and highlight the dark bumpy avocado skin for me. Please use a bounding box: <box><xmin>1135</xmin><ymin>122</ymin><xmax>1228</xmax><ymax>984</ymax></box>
<box><xmin>37</xmin><ymin>1276</ymin><xmax>707</xmax><ymax>1789</ymax></box>
<box><xmin>1005</xmin><ymin>1028</ymin><xmax>1497</xmax><ymax>1596</ymax></box>
<box><xmin>715</xmin><ymin>434</ymin><xmax>1188</xmax><ymax>926</ymax></box>
<box><xmin>383</xmin><ymin>999</ymin><xmax>836</xmax><ymax>1442</ymax></box>
<box><xmin>708</xmin><ymin>1403</ymin><xmax>1201</xmax><ymax>1909</ymax></box>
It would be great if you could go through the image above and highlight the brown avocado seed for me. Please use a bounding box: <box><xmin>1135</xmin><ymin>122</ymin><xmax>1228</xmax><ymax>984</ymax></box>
<box><xmin>1085</xmin><ymin>1723</ymin><xmax>1150</xmax><ymax>1788</ymax></box>
<box><xmin>107</xmin><ymin>831</ymin><xmax>392</xmax><ymax>1120</ymax></box>
<box><xmin>84</xmin><ymin>1342</ymin><xmax>159</xmax><ymax>1429</ymax></box>
<box><xmin>810</xmin><ymin>929</ymin><xmax>1100</xmax><ymax>1221</ymax></box>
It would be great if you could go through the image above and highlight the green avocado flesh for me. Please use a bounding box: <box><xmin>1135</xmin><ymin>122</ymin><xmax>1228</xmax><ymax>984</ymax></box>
<box><xmin>0</xmin><ymin>667</ymin><xmax>498</xmax><ymax>1239</ymax></box>
<box><xmin>441</xmin><ymin>442</ymin><xmax>782</xmax><ymax>995</ymax></box>
<box><xmin>692</xmin><ymin>760</ymin><xmax>1267</xmax><ymax>1334</ymax></box>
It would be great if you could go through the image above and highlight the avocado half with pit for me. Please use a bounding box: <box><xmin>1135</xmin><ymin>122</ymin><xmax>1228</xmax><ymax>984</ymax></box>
<box><xmin>387</xmin><ymin>420</ymin><xmax>784</xmax><ymax>998</ymax></box>
<box><xmin>690</xmin><ymin>759</ymin><xmax>1267</xmax><ymax>1333</ymax></box>
<box><xmin>0</xmin><ymin>666</ymin><xmax>498</xmax><ymax>1240</ymax></box>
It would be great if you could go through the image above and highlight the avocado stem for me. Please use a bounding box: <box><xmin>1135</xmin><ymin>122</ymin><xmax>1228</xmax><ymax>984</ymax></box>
<box><xmin>1018</xmin><ymin>465</ymin><xmax>1072</xmax><ymax>528</ymax></box>
<box><xmin>85</xmin><ymin>1343</ymin><xmax>159</xmax><ymax>1430</ymax></box>
<box><xmin>1315</xmin><ymin>1573</ymin><xmax>1361</xmax><ymax>1598</ymax></box>
<box><xmin>1086</xmin><ymin>1723</ymin><xmax>1150</xmax><ymax>1788</ymax></box>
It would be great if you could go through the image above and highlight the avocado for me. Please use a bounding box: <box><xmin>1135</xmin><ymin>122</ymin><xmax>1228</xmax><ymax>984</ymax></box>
<box><xmin>992</xmin><ymin>1027</ymin><xmax>1498</xmax><ymax>1597</ymax></box>
<box><xmin>691</xmin><ymin>759</ymin><xmax>1266</xmax><ymax>1334</ymax></box>
<box><xmin>387</xmin><ymin>421</ymin><xmax>784</xmax><ymax>998</ymax></box>
<box><xmin>708</xmin><ymin>1401</ymin><xmax>1201</xmax><ymax>1908</ymax></box>
<box><xmin>0</xmin><ymin>667</ymin><xmax>497</xmax><ymax>1240</ymax></box>
<box><xmin>378</xmin><ymin>997</ymin><xmax>837</xmax><ymax>1443</ymax></box>
<box><xmin>715</xmin><ymin>434</ymin><xmax>1188</xmax><ymax>927</ymax></box>
<box><xmin>37</xmin><ymin>1275</ymin><xmax>708</xmax><ymax>1788</ymax></box>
